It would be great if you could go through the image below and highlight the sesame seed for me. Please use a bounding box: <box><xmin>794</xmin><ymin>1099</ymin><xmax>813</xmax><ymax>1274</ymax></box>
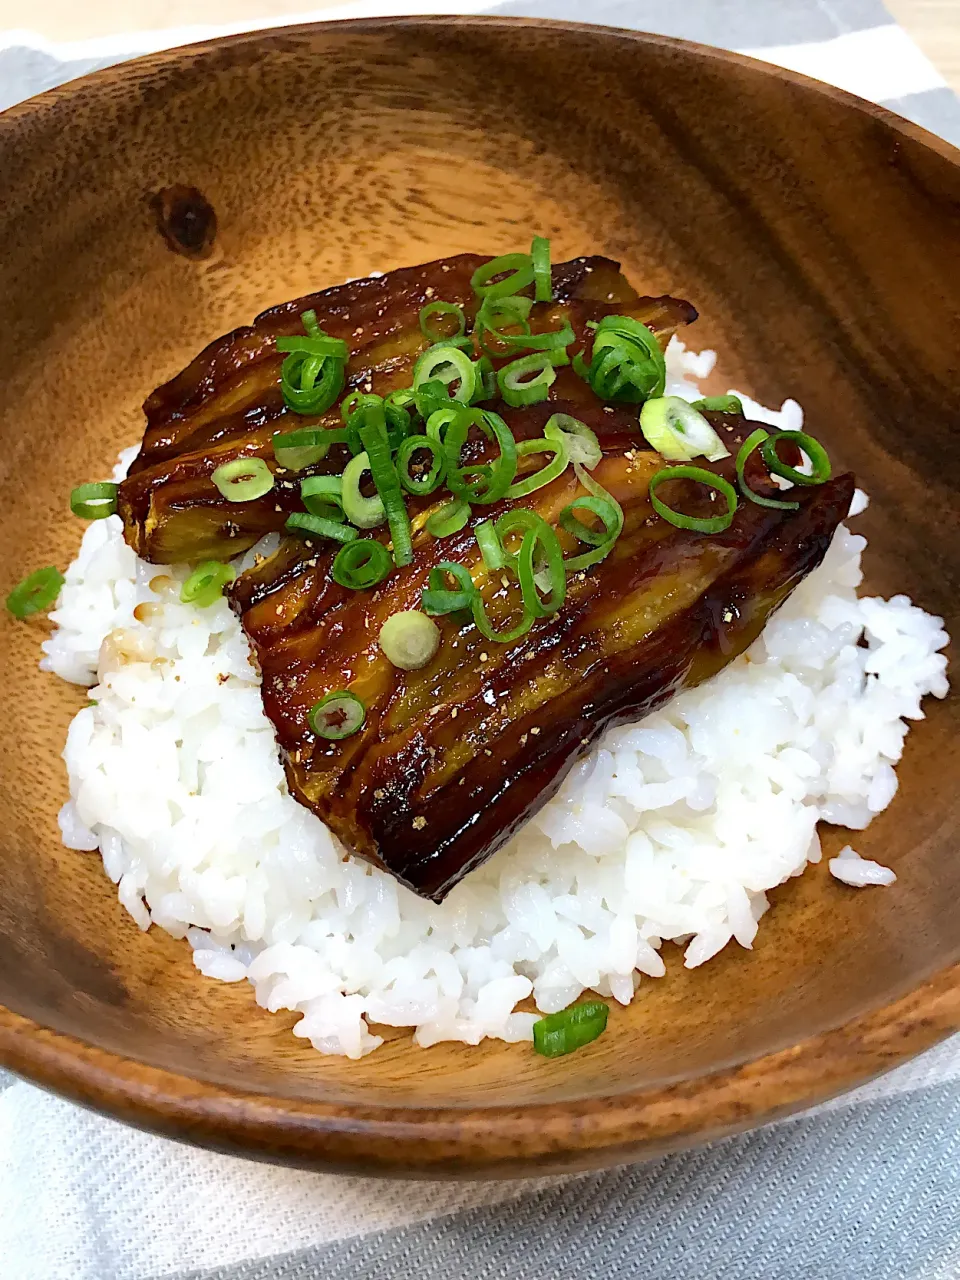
<box><xmin>412</xmin><ymin>816</ymin><xmax>426</xmax><ymax>830</ymax></box>
<box><xmin>374</xmin><ymin>788</ymin><xmax>386</xmax><ymax>800</ymax></box>
<box><xmin>479</xmin><ymin>652</ymin><xmax>488</xmax><ymax>662</ymax></box>
<box><xmin>530</xmin><ymin>726</ymin><xmax>541</xmax><ymax>736</ymax></box>
<box><xmin>520</xmin><ymin>733</ymin><xmax>528</xmax><ymax>745</ymax></box>
<box><xmin>451</xmin><ymin>708</ymin><xmax>458</xmax><ymax>718</ymax></box>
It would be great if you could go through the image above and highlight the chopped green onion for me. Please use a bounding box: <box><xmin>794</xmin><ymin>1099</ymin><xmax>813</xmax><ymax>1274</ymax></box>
<box><xmin>497</xmin><ymin>352</ymin><xmax>557</xmax><ymax>408</ymax></box>
<box><xmin>560</xmin><ymin>464</ymin><xmax>625</xmax><ymax>571</ymax></box>
<box><xmin>285</xmin><ymin>512</ymin><xmax>359</xmax><ymax>542</ymax></box>
<box><xmin>426</xmin><ymin>498</ymin><xmax>471</xmax><ymax>539</ymax></box>
<box><xmin>422</xmin><ymin>561</ymin><xmax>475</xmax><ymax>615</ymax></box>
<box><xmin>443</xmin><ymin>408</ymin><xmax>518</xmax><ymax>505</ymax></box>
<box><xmin>6</xmin><ymin>566</ymin><xmax>63</xmax><ymax>619</ymax></box>
<box><xmin>575</xmin><ymin>315</ymin><xmax>665</xmax><ymax>404</ymax></box>
<box><xmin>471</xmin><ymin>592</ymin><xmax>534</xmax><ymax>645</ymax></box>
<box><xmin>470</xmin><ymin>252</ymin><xmax>534</xmax><ymax>300</ymax></box>
<box><xmin>640</xmin><ymin>396</ymin><xmax>731</xmax><ymax>463</ymax></box>
<box><xmin>543</xmin><ymin>414</ymin><xmax>602</xmax><ymax>470</ymax></box>
<box><xmin>531</xmin><ymin>235</ymin><xmax>553</xmax><ymax>302</ymax></box>
<box><xmin>503</xmin><ymin>322</ymin><xmax>574</xmax><ymax>364</ymax></box>
<box><xmin>331</xmin><ymin>539</ymin><xmax>392</xmax><ymax>590</ymax></box>
<box><xmin>472</xmin><ymin>355</ymin><xmax>497</xmax><ymax>402</ymax></box>
<box><xmin>69</xmin><ymin>481</ymin><xmax>118</xmax><ymax>520</ymax></box>
<box><xmin>180</xmin><ymin>560</ymin><xmax>234</xmax><ymax>607</ymax></box>
<box><xmin>425</xmin><ymin>405</ymin><xmax>463</xmax><ymax>445</ymax></box>
<box><xmin>278</xmin><ymin>311</ymin><xmax>347</xmax><ymax>416</ymax></box>
<box><xmin>211</xmin><ymin>456</ymin><xmax>274</xmax><ymax>502</ymax></box>
<box><xmin>276</xmin><ymin>334</ymin><xmax>349</xmax><ymax>361</ymax></box>
<box><xmin>509</xmin><ymin>514</ymin><xmax>566</xmax><ymax>618</ymax></box>
<box><xmin>309</xmin><ymin>690</ymin><xmax>365</xmax><ymax>740</ymax></box>
<box><xmin>379</xmin><ymin>610</ymin><xmax>441</xmax><ymax>670</ymax></box>
<box><xmin>505</xmin><ymin>436</ymin><xmax>568</xmax><ymax>499</ymax></box>
<box><xmin>413</xmin><ymin>344</ymin><xmax>478</xmax><ymax>408</ymax></box>
<box><xmin>385</xmin><ymin>386</ymin><xmax>416</xmax><ymax>413</ymax></box>
<box><xmin>760</xmin><ymin>430</ymin><xmax>832</xmax><ymax>486</ymax></box>
<box><xmin>273</xmin><ymin>426</ymin><xmax>346</xmax><ymax>470</ymax></box>
<box><xmin>649</xmin><ymin>465</ymin><xmax>739</xmax><ymax>533</ymax></box>
<box><xmin>300</xmin><ymin>474</ymin><xmax>345</xmax><ymax>521</ymax></box>
<box><xmin>341</xmin><ymin>452</ymin><xmax>385</xmax><ymax>529</ymax></box>
<box><xmin>279</xmin><ymin>351</ymin><xmax>344</xmax><ymax>416</ymax></box>
<box><xmin>396</xmin><ymin>435</ymin><xmax>445</xmax><ymax>496</ymax></box>
<box><xmin>419</xmin><ymin>301</ymin><xmax>467</xmax><ymax>343</ymax></box>
<box><xmin>691</xmin><ymin>394</ymin><xmax>744</xmax><ymax>415</ymax></box>
<box><xmin>475</xmin><ymin>519</ymin><xmax>506</xmax><ymax>571</ymax></box>
<box><xmin>735</xmin><ymin>429</ymin><xmax>799</xmax><ymax>511</ymax></box>
<box><xmin>533</xmin><ymin>1001</ymin><xmax>609</xmax><ymax>1058</ymax></box>
<box><xmin>475</xmin><ymin>295</ymin><xmax>533</xmax><ymax>357</ymax></box>
<box><xmin>358</xmin><ymin>418</ymin><xmax>414</xmax><ymax>567</ymax></box>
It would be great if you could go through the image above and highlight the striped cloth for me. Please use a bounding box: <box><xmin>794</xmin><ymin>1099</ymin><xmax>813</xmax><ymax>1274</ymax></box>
<box><xmin>1</xmin><ymin>4</ymin><xmax>959</xmax><ymax>1278</ymax></box>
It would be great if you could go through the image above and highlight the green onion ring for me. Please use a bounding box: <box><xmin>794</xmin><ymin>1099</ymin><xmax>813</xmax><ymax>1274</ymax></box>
<box><xmin>576</xmin><ymin>315</ymin><xmax>665</xmax><ymax>404</ymax></box>
<box><xmin>396</xmin><ymin>435</ymin><xmax>445</xmax><ymax>496</ymax></box>
<box><xmin>276</xmin><ymin>333</ymin><xmax>349</xmax><ymax>361</ymax></box>
<box><xmin>561</xmin><ymin>464</ymin><xmax>625</xmax><ymax>571</ymax></box>
<box><xmin>379</xmin><ymin>610</ymin><xmax>441</xmax><ymax>670</ymax></box>
<box><xmin>475</xmin><ymin>520</ymin><xmax>506</xmax><ymax>571</ymax></box>
<box><xmin>273</xmin><ymin>426</ymin><xmax>346</xmax><ymax>471</ymax></box>
<box><xmin>6</xmin><ymin>566</ymin><xmax>64</xmax><ymax>619</ymax></box>
<box><xmin>543</xmin><ymin>413</ymin><xmax>602</xmax><ymax>470</ymax></box>
<box><xmin>503</xmin><ymin>322</ymin><xmax>574</xmax><ymax>364</ymax></box>
<box><xmin>422</xmin><ymin>561</ymin><xmax>476</xmax><ymax>615</ymax></box>
<box><xmin>280</xmin><ymin>350</ymin><xmax>345</xmax><ymax>416</ymax></box>
<box><xmin>470</xmin><ymin>252</ymin><xmax>535</xmax><ymax>301</ymax></box>
<box><xmin>475</xmin><ymin>295</ymin><xmax>533</xmax><ymax>357</ymax></box>
<box><xmin>331</xmin><ymin>539</ymin><xmax>393</xmax><ymax>589</ymax></box>
<box><xmin>285</xmin><ymin>512</ymin><xmax>359</xmax><ymax>542</ymax></box>
<box><xmin>735</xmin><ymin>429</ymin><xmax>800</xmax><ymax>511</ymax></box>
<box><xmin>69</xmin><ymin>481</ymin><xmax>118</xmax><ymax>520</ymax></box>
<box><xmin>425</xmin><ymin>406</ymin><xmax>463</xmax><ymax>444</ymax></box>
<box><xmin>760</xmin><ymin>430</ymin><xmax>832</xmax><ymax>486</ymax></box>
<box><xmin>648</xmin><ymin>465</ymin><xmax>739</xmax><ymax>534</ymax></box>
<box><xmin>443</xmin><ymin>408</ymin><xmax>518</xmax><ymax>505</ymax></box>
<box><xmin>341</xmin><ymin>451</ymin><xmax>385</xmax><ymax>529</ymax></box>
<box><xmin>358</xmin><ymin>418</ymin><xmax>414</xmax><ymax>566</ymax></box>
<box><xmin>531</xmin><ymin>235</ymin><xmax>553</xmax><ymax>303</ymax></box>
<box><xmin>413</xmin><ymin>344</ymin><xmax>478</xmax><ymax>407</ymax></box>
<box><xmin>497</xmin><ymin>352</ymin><xmax>557</xmax><ymax>408</ymax></box>
<box><xmin>419</xmin><ymin>300</ymin><xmax>467</xmax><ymax>343</ymax></box>
<box><xmin>471</xmin><ymin>593</ymin><xmax>534</xmax><ymax>645</ymax></box>
<box><xmin>533</xmin><ymin>1001</ymin><xmax>609</xmax><ymax>1058</ymax></box>
<box><xmin>211</xmin><ymin>456</ymin><xmax>275</xmax><ymax>502</ymax></box>
<box><xmin>301</xmin><ymin>474</ymin><xmax>346</xmax><ymax>520</ymax></box>
<box><xmin>639</xmin><ymin>396</ymin><xmax>730</xmax><ymax>463</ymax></box>
<box><xmin>180</xmin><ymin>560</ymin><xmax>235</xmax><ymax>607</ymax></box>
<box><xmin>516</xmin><ymin>521</ymin><xmax>566</xmax><ymax>618</ymax></box>
<box><xmin>309</xmin><ymin>690</ymin><xmax>366</xmax><ymax>740</ymax></box>
<box><xmin>691</xmin><ymin>394</ymin><xmax>744</xmax><ymax>415</ymax></box>
<box><xmin>425</xmin><ymin>498</ymin><xmax>471</xmax><ymax>539</ymax></box>
<box><xmin>505</xmin><ymin>436</ymin><xmax>568</xmax><ymax>500</ymax></box>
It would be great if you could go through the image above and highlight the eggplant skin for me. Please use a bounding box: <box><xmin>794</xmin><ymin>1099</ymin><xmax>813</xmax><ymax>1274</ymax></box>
<box><xmin>117</xmin><ymin>254</ymin><xmax>696</xmax><ymax>565</ymax></box>
<box><xmin>232</xmin><ymin>406</ymin><xmax>854</xmax><ymax>902</ymax></box>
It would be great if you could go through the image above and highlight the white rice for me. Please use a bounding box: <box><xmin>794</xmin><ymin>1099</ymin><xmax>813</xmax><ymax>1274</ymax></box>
<box><xmin>41</xmin><ymin>341</ymin><xmax>950</xmax><ymax>1058</ymax></box>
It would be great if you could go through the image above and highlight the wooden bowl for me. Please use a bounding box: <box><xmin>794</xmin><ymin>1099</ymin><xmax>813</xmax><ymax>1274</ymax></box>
<box><xmin>1</xmin><ymin>17</ymin><xmax>958</xmax><ymax>1178</ymax></box>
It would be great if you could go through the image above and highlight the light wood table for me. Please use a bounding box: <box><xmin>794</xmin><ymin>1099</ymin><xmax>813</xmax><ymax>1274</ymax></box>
<box><xmin>1</xmin><ymin>0</ymin><xmax>958</xmax><ymax>95</ymax></box>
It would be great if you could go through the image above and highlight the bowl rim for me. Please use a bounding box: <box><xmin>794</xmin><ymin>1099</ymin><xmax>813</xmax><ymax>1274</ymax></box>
<box><xmin>2</xmin><ymin>13</ymin><xmax>959</xmax><ymax>1176</ymax></box>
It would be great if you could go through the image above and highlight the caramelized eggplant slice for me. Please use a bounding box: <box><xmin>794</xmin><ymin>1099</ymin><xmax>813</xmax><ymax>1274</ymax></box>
<box><xmin>118</xmin><ymin>254</ymin><xmax>695</xmax><ymax>564</ymax></box>
<box><xmin>231</xmin><ymin>414</ymin><xmax>854</xmax><ymax>901</ymax></box>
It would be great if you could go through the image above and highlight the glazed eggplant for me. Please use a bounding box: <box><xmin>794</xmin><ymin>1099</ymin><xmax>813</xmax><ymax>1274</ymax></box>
<box><xmin>118</xmin><ymin>255</ymin><xmax>696</xmax><ymax>564</ymax></box>
<box><xmin>229</xmin><ymin>407</ymin><xmax>853</xmax><ymax>901</ymax></box>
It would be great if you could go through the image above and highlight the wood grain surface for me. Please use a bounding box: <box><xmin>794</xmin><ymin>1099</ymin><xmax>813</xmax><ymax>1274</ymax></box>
<box><xmin>0</xmin><ymin>18</ymin><xmax>958</xmax><ymax>1176</ymax></box>
<box><xmin>1</xmin><ymin>0</ymin><xmax>958</xmax><ymax>96</ymax></box>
